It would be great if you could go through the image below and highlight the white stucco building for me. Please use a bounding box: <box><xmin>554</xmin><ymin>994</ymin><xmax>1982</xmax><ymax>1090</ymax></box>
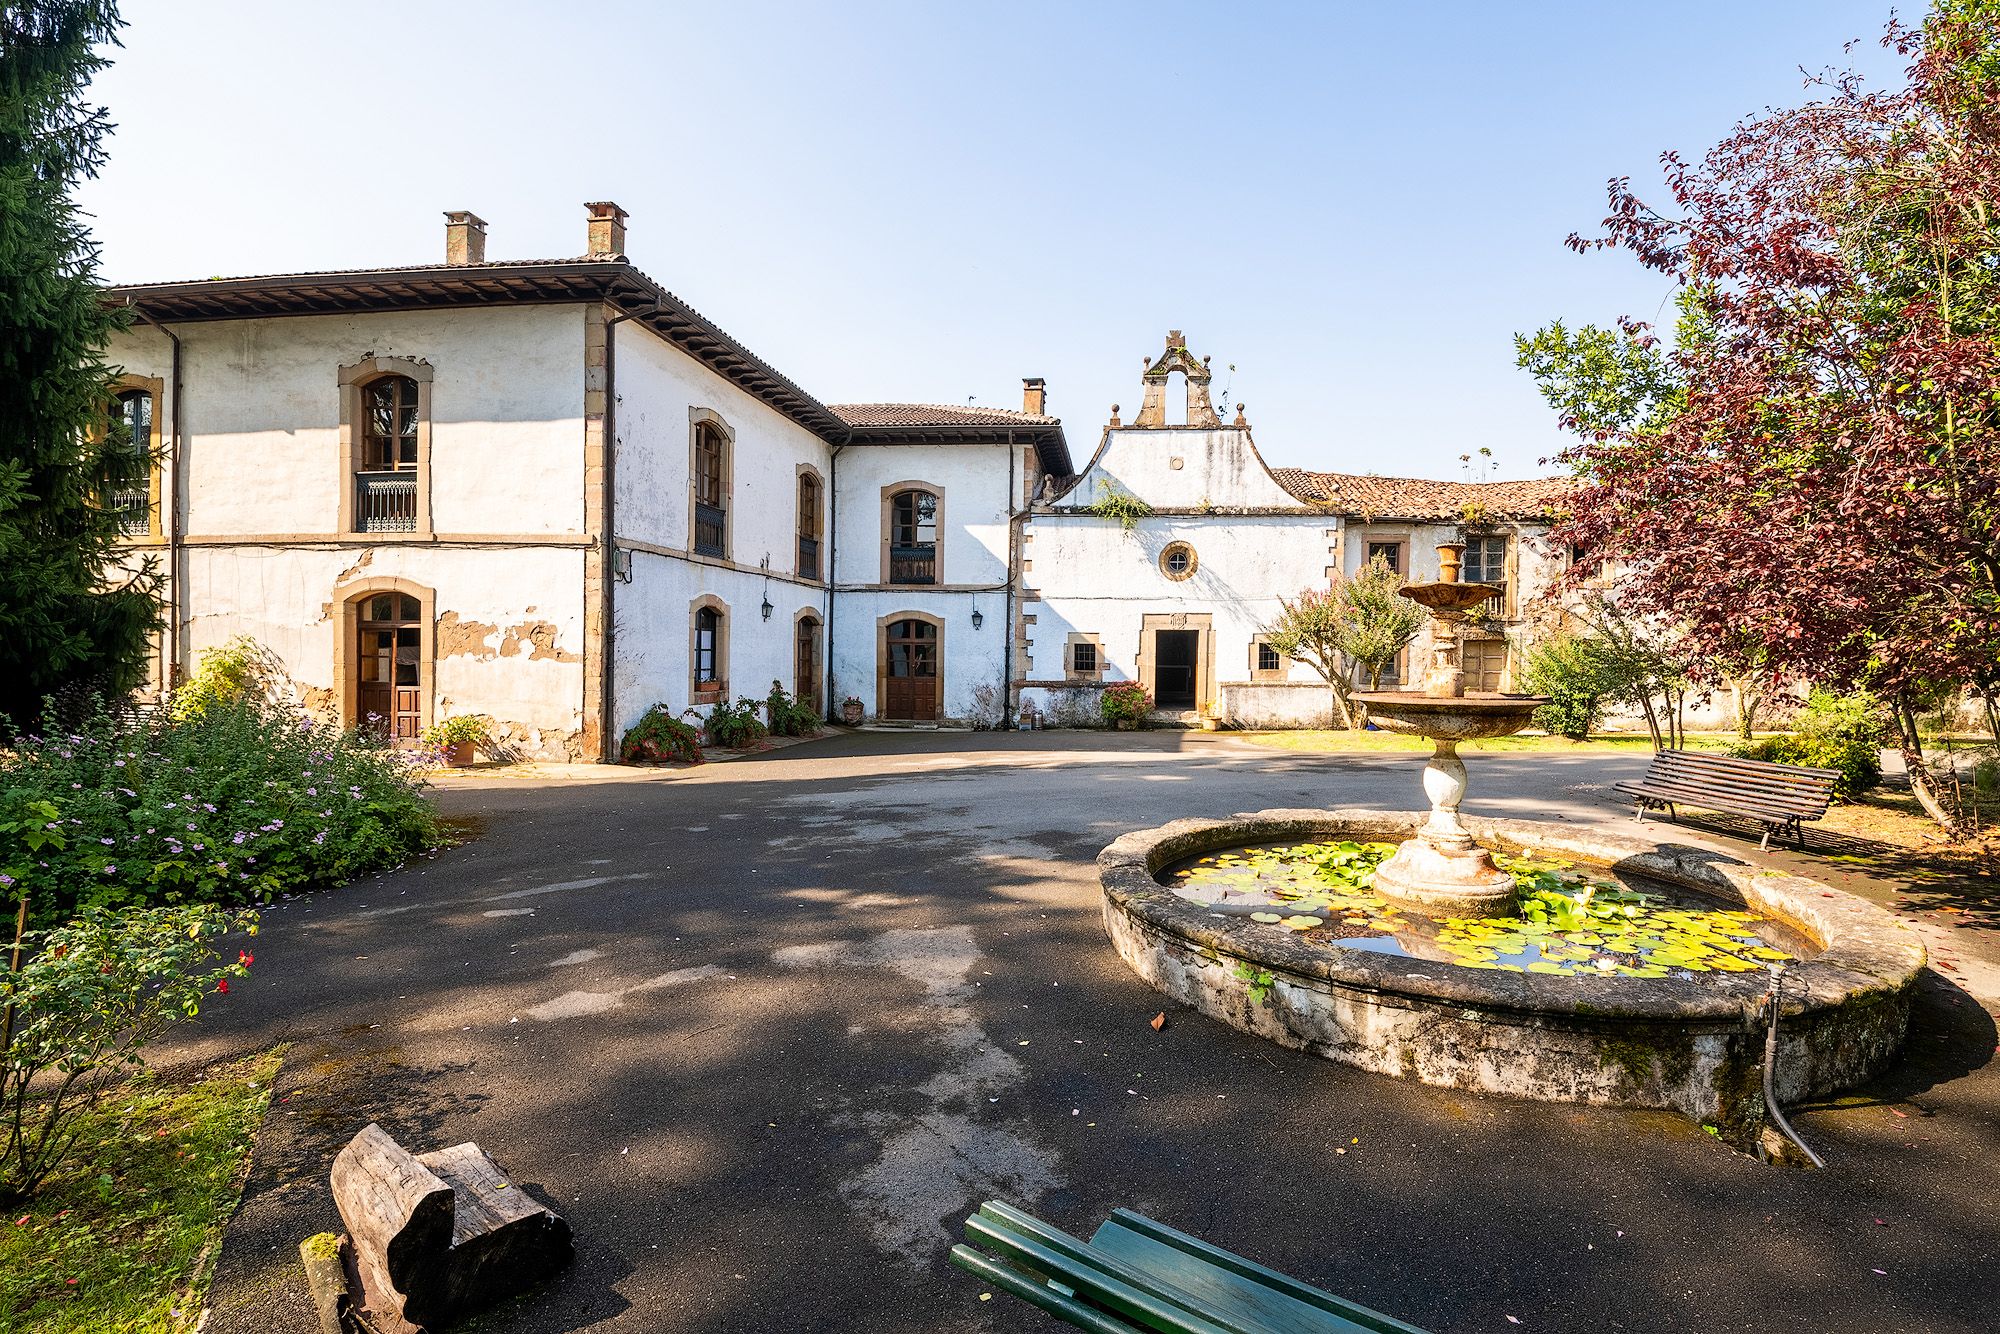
<box><xmin>104</xmin><ymin>212</ymin><xmax>1571</xmax><ymax>757</ymax></box>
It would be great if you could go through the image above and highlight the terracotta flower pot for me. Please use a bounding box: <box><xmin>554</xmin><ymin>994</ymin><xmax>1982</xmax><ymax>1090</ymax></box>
<box><xmin>841</xmin><ymin>701</ymin><xmax>864</xmax><ymax>725</ymax></box>
<box><xmin>444</xmin><ymin>739</ymin><xmax>476</xmax><ymax>767</ymax></box>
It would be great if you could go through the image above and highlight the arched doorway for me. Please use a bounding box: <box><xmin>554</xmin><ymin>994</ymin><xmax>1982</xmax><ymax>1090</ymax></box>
<box><xmin>795</xmin><ymin>612</ymin><xmax>821</xmax><ymax>704</ymax></box>
<box><xmin>882</xmin><ymin>617</ymin><xmax>940</xmax><ymax>720</ymax></box>
<box><xmin>358</xmin><ymin>592</ymin><xmax>424</xmax><ymax>741</ymax></box>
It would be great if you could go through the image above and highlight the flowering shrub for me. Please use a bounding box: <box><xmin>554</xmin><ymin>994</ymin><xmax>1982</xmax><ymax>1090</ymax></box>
<box><xmin>0</xmin><ymin>904</ymin><xmax>256</xmax><ymax>1204</ymax></box>
<box><xmin>619</xmin><ymin>705</ymin><xmax>703</xmax><ymax>765</ymax></box>
<box><xmin>0</xmin><ymin>699</ymin><xmax>440</xmax><ymax>930</ymax></box>
<box><xmin>705</xmin><ymin>698</ymin><xmax>768</xmax><ymax>749</ymax></box>
<box><xmin>1100</xmin><ymin>681</ymin><xmax>1152</xmax><ymax>725</ymax></box>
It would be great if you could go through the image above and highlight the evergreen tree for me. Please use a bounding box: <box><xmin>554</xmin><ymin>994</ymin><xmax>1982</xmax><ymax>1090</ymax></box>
<box><xmin>0</xmin><ymin>1</ymin><xmax>158</xmax><ymax>728</ymax></box>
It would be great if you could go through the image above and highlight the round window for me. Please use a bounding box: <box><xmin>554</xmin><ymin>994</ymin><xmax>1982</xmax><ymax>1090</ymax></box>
<box><xmin>1159</xmin><ymin>542</ymin><xmax>1198</xmax><ymax>581</ymax></box>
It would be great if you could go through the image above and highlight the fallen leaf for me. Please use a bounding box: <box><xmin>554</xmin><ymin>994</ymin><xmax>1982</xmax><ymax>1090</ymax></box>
<box><xmin>1150</xmin><ymin>1012</ymin><xmax>1166</xmax><ymax>1032</ymax></box>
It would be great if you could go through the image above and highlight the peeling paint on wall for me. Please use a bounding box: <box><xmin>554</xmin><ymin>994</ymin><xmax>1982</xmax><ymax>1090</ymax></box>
<box><xmin>435</xmin><ymin>610</ymin><xmax>500</xmax><ymax>659</ymax></box>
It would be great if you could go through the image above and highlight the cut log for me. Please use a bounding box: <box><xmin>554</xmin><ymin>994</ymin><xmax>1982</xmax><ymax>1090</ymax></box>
<box><xmin>330</xmin><ymin>1122</ymin><xmax>572</xmax><ymax>1332</ymax></box>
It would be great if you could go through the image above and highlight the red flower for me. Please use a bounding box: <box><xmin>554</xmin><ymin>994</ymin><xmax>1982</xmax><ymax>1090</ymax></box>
<box><xmin>216</xmin><ymin>978</ymin><xmax>229</xmax><ymax>994</ymax></box>
<box><xmin>238</xmin><ymin>950</ymin><xmax>254</xmax><ymax>967</ymax></box>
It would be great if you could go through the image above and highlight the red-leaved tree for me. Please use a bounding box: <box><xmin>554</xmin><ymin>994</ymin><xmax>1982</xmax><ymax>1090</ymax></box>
<box><xmin>1527</xmin><ymin>2</ymin><xmax>2000</xmax><ymax>828</ymax></box>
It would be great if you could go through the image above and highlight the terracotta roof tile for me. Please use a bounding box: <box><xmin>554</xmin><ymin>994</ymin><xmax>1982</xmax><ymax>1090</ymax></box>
<box><xmin>828</xmin><ymin>403</ymin><xmax>1061</xmax><ymax>428</ymax></box>
<box><xmin>1270</xmin><ymin>469</ymin><xmax>1570</xmax><ymax>521</ymax></box>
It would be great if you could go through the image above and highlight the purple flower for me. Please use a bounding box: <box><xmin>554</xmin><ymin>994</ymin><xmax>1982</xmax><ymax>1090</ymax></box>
<box><xmin>102</xmin><ymin>865</ymin><xmax>117</xmax><ymax>875</ymax></box>
<box><xmin>99</xmin><ymin>838</ymin><xmax>113</xmax><ymax>846</ymax></box>
<box><xmin>232</xmin><ymin>833</ymin><xmax>248</xmax><ymax>845</ymax></box>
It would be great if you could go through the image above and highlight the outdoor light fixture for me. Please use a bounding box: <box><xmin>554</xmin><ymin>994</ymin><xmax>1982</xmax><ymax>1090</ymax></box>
<box><xmin>971</xmin><ymin>607</ymin><xmax>984</xmax><ymax>630</ymax></box>
<box><xmin>761</xmin><ymin>595</ymin><xmax>773</xmax><ymax>621</ymax></box>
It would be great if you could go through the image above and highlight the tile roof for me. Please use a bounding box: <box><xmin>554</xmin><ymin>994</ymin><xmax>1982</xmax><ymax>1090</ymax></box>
<box><xmin>828</xmin><ymin>403</ymin><xmax>1061</xmax><ymax>428</ymax></box>
<box><xmin>1270</xmin><ymin>469</ymin><xmax>1570</xmax><ymax>521</ymax></box>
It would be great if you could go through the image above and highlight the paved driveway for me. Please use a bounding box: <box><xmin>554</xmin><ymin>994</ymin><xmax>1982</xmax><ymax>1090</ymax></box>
<box><xmin>175</xmin><ymin>731</ymin><xmax>1999</xmax><ymax>1334</ymax></box>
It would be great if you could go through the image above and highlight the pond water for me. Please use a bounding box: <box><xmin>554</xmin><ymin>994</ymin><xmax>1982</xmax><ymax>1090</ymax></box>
<box><xmin>1162</xmin><ymin>840</ymin><xmax>1814</xmax><ymax>978</ymax></box>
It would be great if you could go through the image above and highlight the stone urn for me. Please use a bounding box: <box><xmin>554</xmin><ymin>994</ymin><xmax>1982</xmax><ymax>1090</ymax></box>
<box><xmin>840</xmin><ymin>698</ymin><xmax>864</xmax><ymax>726</ymax></box>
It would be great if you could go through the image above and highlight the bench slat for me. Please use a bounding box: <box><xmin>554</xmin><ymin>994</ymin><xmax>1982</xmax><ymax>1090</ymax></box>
<box><xmin>951</xmin><ymin>1244</ymin><xmax>1147</xmax><ymax>1334</ymax></box>
<box><xmin>1644</xmin><ymin>762</ymin><xmax>1836</xmax><ymax>795</ymax></box>
<box><xmin>1093</xmin><ymin>1212</ymin><xmax>1429</xmax><ymax>1334</ymax></box>
<box><xmin>1650</xmin><ymin>750</ymin><xmax>1841</xmax><ymax>781</ymax></box>
<box><xmin>1616</xmin><ymin>778</ymin><xmax>1827</xmax><ymax>817</ymax></box>
<box><xmin>965</xmin><ymin>1205</ymin><xmax>1243</xmax><ymax>1334</ymax></box>
<box><xmin>1614</xmin><ymin>783</ymin><xmax>1813</xmax><ymax>825</ymax></box>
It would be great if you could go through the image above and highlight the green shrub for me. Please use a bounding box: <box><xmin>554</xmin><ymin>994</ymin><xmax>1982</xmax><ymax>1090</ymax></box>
<box><xmin>1734</xmin><ymin>689</ymin><xmax>1884</xmax><ymax>796</ymax></box>
<box><xmin>1100</xmin><ymin>681</ymin><xmax>1151</xmax><ymax>725</ymax></box>
<box><xmin>1517</xmin><ymin>629</ymin><xmax>1611</xmax><ymax>740</ymax></box>
<box><xmin>0</xmin><ymin>699</ymin><xmax>440</xmax><ymax>929</ymax></box>
<box><xmin>619</xmin><ymin>705</ymin><xmax>703</xmax><ymax>764</ymax></box>
<box><xmin>705</xmin><ymin>698</ymin><xmax>768</xmax><ymax>749</ymax></box>
<box><xmin>169</xmin><ymin>637</ymin><xmax>274</xmax><ymax>722</ymax></box>
<box><xmin>763</xmin><ymin>683</ymin><xmax>820</xmax><ymax>738</ymax></box>
<box><xmin>0</xmin><ymin>903</ymin><xmax>257</xmax><ymax>1204</ymax></box>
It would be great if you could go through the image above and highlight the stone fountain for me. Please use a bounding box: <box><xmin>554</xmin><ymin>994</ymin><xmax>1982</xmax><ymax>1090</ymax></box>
<box><xmin>1351</xmin><ymin>542</ymin><xmax>1547</xmax><ymax>916</ymax></box>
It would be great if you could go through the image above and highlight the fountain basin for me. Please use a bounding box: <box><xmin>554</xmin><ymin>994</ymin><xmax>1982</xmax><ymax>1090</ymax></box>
<box><xmin>1351</xmin><ymin>690</ymin><xmax>1544</xmax><ymax>740</ymax></box>
<box><xmin>1099</xmin><ymin>808</ymin><xmax>1924</xmax><ymax>1142</ymax></box>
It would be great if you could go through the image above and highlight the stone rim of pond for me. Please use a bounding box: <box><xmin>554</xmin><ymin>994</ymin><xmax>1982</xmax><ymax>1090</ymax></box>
<box><xmin>1101</xmin><ymin>807</ymin><xmax>1924</xmax><ymax>1020</ymax></box>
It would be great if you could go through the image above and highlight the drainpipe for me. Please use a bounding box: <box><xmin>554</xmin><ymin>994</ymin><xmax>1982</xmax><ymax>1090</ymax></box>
<box><xmin>1003</xmin><ymin>431</ymin><xmax>1018</xmax><ymax>728</ymax></box>
<box><xmin>600</xmin><ymin>302</ymin><xmax>657</xmax><ymax>761</ymax></box>
<box><xmin>126</xmin><ymin>300</ymin><xmax>183</xmax><ymax>690</ymax></box>
<box><xmin>825</xmin><ymin>429</ymin><xmax>850</xmax><ymax>719</ymax></box>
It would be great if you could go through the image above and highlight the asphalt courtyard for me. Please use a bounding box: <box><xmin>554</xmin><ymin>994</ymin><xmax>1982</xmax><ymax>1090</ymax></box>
<box><xmin>169</xmin><ymin>730</ymin><xmax>1999</xmax><ymax>1334</ymax></box>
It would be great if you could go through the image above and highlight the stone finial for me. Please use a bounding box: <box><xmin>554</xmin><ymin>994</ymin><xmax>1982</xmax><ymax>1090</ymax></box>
<box><xmin>1166</xmin><ymin>330</ymin><xmax>1185</xmax><ymax>349</ymax></box>
<box><xmin>443</xmin><ymin>211</ymin><xmax>487</xmax><ymax>266</ymax></box>
<box><xmin>1109</xmin><ymin>404</ymin><xmax>1121</xmax><ymax>428</ymax></box>
<box><xmin>585</xmin><ymin>201</ymin><xmax>628</xmax><ymax>257</ymax></box>
<box><xmin>1233</xmin><ymin>403</ymin><xmax>1248</xmax><ymax>427</ymax></box>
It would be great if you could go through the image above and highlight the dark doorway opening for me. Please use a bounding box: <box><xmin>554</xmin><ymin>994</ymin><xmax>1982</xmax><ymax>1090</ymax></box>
<box><xmin>1154</xmin><ymin>629</ymin><xmax>1198</xmax><ymax>709</ymax></box>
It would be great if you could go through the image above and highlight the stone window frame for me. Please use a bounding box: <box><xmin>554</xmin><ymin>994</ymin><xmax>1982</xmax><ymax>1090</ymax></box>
<box><xmin>875</xmin><ymin>609</ymin><xmax>945</xmax><ymax>720</ymax></box>
<box><xmin>107</xmin><ymin>373</ymin><xmax>166</xmax><ymax>544</ymax></box>
<box><xmin>1158</xmin><ymin>541</ymin><xmax>1198</xmax><ymax>582</ymax></box>
<box><xmin>1360</xmin><ymin>536</ymin><xmax>1408</xmax><ymax>577</ymax></box>
<box><xmin>1249</xmin><ymin>635</ymin><xmax>1289</xmax><ymax>683</ymax></box>
<box><xmin>1065</xmin><ymin>631</ymin><xmax>1106</xmax><ymax>682</ymax></box>
<box><xmin>690</xmin><ymin>593</ymin><xmax>730</xmax><ymax>705</ymax></box>
<box><xmin>793</xmin><ymin>606</ymin><xmax>822</xmax><ymax>704</ymax></box>
<box><xmin>331</xmin><ymin>574</ymin><xmax>436</xmax><ymax>735</ymax></box>
<box><xmin>879</xmin><ymin>480</ymin><xmax>945</xmax><ymax>585</ymax></box>
<box><xmin>796</xmin><ymin>462</ymin><xmax>825</xmax><ymax>581</ymax></box>
<box><xmin>338</xmin><ymin>356</ymin><xmax>435</xmax><ymax>536</ymax></box>
<box><xmin>689</xmin><ymin>407</ymin><xmax>735</xmax><ymax>561</ymax></box>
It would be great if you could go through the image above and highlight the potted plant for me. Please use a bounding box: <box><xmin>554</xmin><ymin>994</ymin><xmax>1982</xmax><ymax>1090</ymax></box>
<box><xmin>1100</xmin><ymin>681</ymin><xmax>1151</xmax><ymax>731</ymax></box>
<box><xmin>422</xmin><ymin>714</ymin><xmax>490</xmax><ymax>767</ymax></box>
<box><xmin>840</xmin><ymin>695</ymin><xmax>865</xmax><ymax>725</ymax></box>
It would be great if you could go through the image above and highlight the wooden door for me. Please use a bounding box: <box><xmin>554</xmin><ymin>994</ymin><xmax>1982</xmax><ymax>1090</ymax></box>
<box><xmin>358</xmin><ymin>593</ymin><xmax>424</xmax><ymax>742</ymax></box>
<box><xmin>1461</xmin><ymin>636</ymin><xmax>1506</xmax><ymax>693</ymax></box>
<box><xmin>884</xmin><ymin>619</ymin><xmax>939</xmax><ymax>720</ymax></box>
<box><xmin>1154</xmin><ymin>629</ymin><xmax>1198</xmax><ymax>709</ymax></box>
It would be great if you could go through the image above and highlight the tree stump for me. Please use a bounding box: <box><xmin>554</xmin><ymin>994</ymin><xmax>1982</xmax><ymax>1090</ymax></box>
<box><xmin>330</xmin><ymin>1123</ymin><xmax>572</xmax><ymax>1332</ymax></box>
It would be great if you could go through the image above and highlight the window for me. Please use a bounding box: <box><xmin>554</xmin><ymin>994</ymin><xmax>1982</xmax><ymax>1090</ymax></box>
<box><xmin>1363</xmin><ymin>540</ymin><xmax>1402</xmax><ymax>574</ymax></box>
<box><xmin>797</xmin><ymin>472</ymin><xmax>822</xmax><ymax>579</ymax></box>
<box><xmin>889</xmin><ymin>489</ymin><xmax>939</xmax><ymax>584</ymax></box>
<box><xmin>1257</xmin><ymin>643</ymin><xmax>1281</xmax><ymax>673</ymax></box>
<box><xmin>357</xmin><ymin>592</ymin><xmax>424</xmax><ymax>741</ymax></box>
<box><xmin>1251</xmin><ymin>637</ymin><xmax>1287</xmax><ymax>682</ymax></box>
<box><xmin>1073</xmin><ymin>641</ymin><xmax>1098</xmax><ymax>673</ymax></box>
<box><xmin>340</xmin><ymin>358</ymin><xmax>432</xmax><ymax>535</ymax></box>
<box><xmin>110</xmin><ymin>387</ymin><xmax>154</xmax><ymax>536</ymax></box>
<box><xmin>1461</xmin><ymin>636</ymin><xmax>1506</xmax><ymax>693</ymax></box>
<box><xmin>694</xmin><ymin>606</ymin><xmax>721</xmax><ymax>689</ymax></box>
<box><xmin>693</xmin><ymin>422</ymin><xmax>728</xmax><ymax>558</ymax></box>
<box><xmin>1464</xmin><ymin>535</ymin><xmax>1507</xmax><ymax>585</ymax></box>
<box><xmin>796</xmin><ymin>614</ymin><xmax>821</xmax><ymax>702</ymax></box>
<box><xmin>1159</xmin><ymin>542</ymin><xmax>1198</xmax><ymax>581</ymax></box>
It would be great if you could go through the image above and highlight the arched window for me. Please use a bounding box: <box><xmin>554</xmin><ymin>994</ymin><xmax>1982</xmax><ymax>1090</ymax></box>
<box><xmin>694</xmin><ymin>605</ymin><xmax>721</xmax><ymax>690</ymax></box>
<box><xmin>797</xmin><ymin>472</ymin><xmax>822</xmax><ymax>579</ymax></box>
<box><xmin>795</xmin><ymin>613</ymin><xmax>821</xmax><ymax>703</ymax></box>
<box><xmin>362</xmin><ymin>375</ymin><xmax>421</xmax><ymax>470</ymax></box>
<box><xmin>109</xmin><ymin>387</ymin><xmax>155</xmax><ymax>535</ymax></box>
<box><xmin>358</xmin><ymin>592</ymin><xmax>424</xmax><ymax>741</ymax></box>
<box><xmin>888</xmin><ymin>488</ymin><xmax>938</xmax><ymax>585</ymax></box>
<box><xmin>692</xmin><ymin>420</ymin><xmax>728</xmax><ymax>557</ymax></box>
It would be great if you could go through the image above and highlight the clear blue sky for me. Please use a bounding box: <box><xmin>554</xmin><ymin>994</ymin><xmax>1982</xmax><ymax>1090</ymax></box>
<box><xmin>80</xmin><ymin>0</ymin><xmax>1906</xmax><ymax>480</ymax></box>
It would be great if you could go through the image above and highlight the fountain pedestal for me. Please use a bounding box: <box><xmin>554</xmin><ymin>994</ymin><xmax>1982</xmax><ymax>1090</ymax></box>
<box><xmin>1369</xmin><ymin>737</ymin><xmax>1516</xmax><ymax>915</ymax></box>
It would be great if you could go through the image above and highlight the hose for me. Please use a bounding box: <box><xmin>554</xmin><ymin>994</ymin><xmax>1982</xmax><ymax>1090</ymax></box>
<box><xmin>1762</xmin><ymin>967</ymin><xmax>1826</xmax><ymax>1168</ymax></box>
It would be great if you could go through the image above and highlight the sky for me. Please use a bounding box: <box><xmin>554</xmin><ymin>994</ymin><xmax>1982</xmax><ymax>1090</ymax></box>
<box><xmin>79</xmin><ymin>1</ymin><xmax>1909</xmax><ymax>480</ymax></box>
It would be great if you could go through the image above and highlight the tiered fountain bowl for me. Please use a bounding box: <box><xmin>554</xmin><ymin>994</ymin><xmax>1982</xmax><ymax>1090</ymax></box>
<box><xmin>1096</xmin><ymin>546</ymin><xmax>1926</xmax><ymax>1143</ymax></box>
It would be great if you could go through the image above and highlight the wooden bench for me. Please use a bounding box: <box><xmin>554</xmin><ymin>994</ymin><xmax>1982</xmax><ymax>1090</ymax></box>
<box><xmin>951</xmin><ymin>1199</ymin><xmax>1433</xmax><ymax>1333</ymax></box>
<box><xmin>1614</xmin><ymin>749</ymin><xmax>1840</xmax><ymax>850</ymax></box>
<box><xmin>330</xmin><ymin>1123</ymin><xmax>572</xmax><ymax>1334</ymax></box>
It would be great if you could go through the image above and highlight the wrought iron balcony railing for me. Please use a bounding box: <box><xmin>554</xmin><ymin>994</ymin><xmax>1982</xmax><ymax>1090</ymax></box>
<box><xmin>694</xmin><ymin>501</ymin><xmax>727</xmax><ymax>558</ymax></box>
<box><xmin>111</xmin><ymin>489</ymin><xmax>150</xmax><ymax>536</ymax></box>
<box><xmin>356</xmin><ymin>471</ymin><xmax>418</xmax><ymax>533</ymax></box>
<box><xmin>889</xmin><ymin>543</ymin><xmax>936</xmax><ymax>585</ymax></box>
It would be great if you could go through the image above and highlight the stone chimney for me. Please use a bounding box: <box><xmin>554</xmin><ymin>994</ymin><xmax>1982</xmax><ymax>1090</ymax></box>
<box><xmin>1022</xmin><ymin>377</ymin><xmax>1047</xmax><ymax>416</ymax></box>
<box><xmin>585</xmin><ymin>201</ymin><xmax>628</xmax><ymax>257</ymax></box>
<box><xmin>443</xmin><ymin>211</ymin><xmax>487</xmax><ymax>265</ymax></box>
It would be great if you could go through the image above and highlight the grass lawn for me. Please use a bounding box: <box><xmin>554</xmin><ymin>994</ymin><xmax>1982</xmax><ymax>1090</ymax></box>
<box><xmin>0</xmin><ymin>1050</ymin><xmax>280</xmax><ymax>1334</ymax></box>
<box><xmin>1230</xmin><ymin>729</ymin><xmax>1744</xmax><ymax>754</ymax></box>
